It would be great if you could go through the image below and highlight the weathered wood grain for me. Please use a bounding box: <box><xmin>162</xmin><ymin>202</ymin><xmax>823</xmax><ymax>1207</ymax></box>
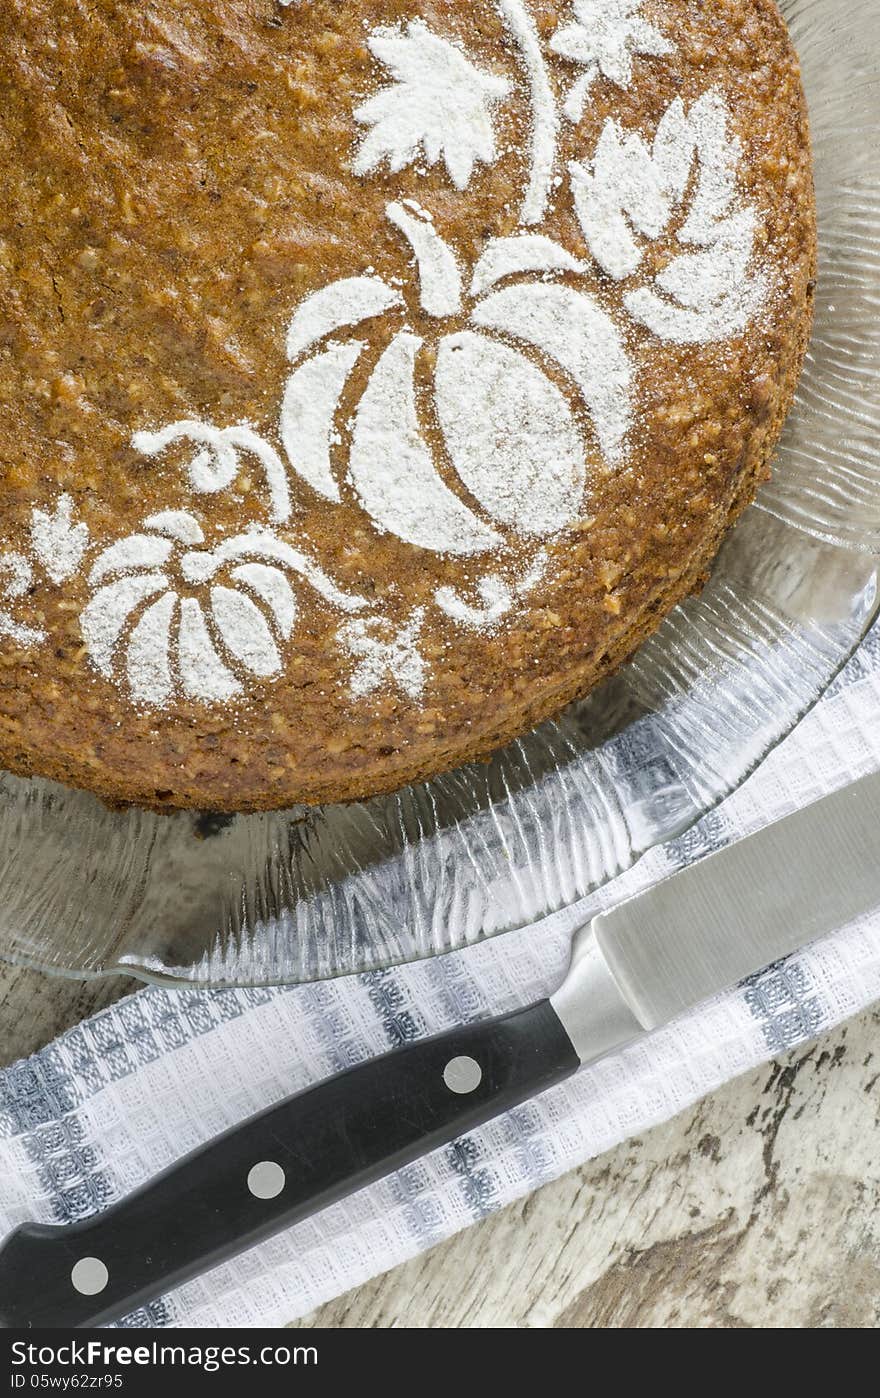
<box><xmin>294</xmin><ymin>1007</ymin><xmax>880</xmax><ymax>1328</ymax></box>
<box><xmin>2</xmin><ymin>959</ymin><xmax>877</xmax><ymax>1327</ymax></box>
<box><xmin>0</xmin><ymin>960</ymin><xmax>137</xmax><ymax>1064</ymax></box>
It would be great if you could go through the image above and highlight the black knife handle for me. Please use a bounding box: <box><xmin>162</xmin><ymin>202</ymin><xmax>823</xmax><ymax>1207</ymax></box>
<box><xmin>0</xmin><ymin>999</ymin><xmax>578</xmax><ymax>1328</ymax></box>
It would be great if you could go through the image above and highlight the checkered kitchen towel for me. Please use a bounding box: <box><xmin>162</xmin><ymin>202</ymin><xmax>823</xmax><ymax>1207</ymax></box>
<box><xmin>3</xmin><ymin>623</ymin><xmax>880</xmax><ymax>1328</ymax></box>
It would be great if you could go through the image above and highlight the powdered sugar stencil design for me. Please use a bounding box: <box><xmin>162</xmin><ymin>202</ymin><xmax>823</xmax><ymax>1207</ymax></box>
<box><xmin>0</xmin><ymin>1</ymin><xmax>771</xmax><ymax>709</ymax></box>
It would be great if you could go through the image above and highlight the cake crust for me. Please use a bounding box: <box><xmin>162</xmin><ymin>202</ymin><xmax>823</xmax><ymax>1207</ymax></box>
<box><xmin>0</xmin><ymin>0</ymin><xmax>815</xmax><ymax>811</ymax></box>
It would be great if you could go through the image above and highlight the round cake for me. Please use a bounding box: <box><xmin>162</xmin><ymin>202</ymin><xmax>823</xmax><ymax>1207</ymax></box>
<box><xmin>0</xmin><ymin>0</ymin><xmax>815</xmax><ymax>812</ymax></box>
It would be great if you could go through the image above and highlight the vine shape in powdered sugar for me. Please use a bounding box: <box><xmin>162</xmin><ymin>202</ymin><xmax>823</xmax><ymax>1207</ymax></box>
<box><xmin>435</xmin><ymin>549</ymin><xmax>549</xmax><ymax>631</ymax></box>
<box><xmin>80</xmin><ymin>514</ymin><xmax>369</xmax><ymax>707</ymax></box>
<box><xmin>132</xmin><ymin>421</ymin><xmax>292</xmax><ymax>525</ymax></box>
<box><xmin>0</xmin><ymin>552</ymin><xmax>45</xmax><ymax>647</ymax></box>
<box><xmin>281</xmin><ymin>202</ymin><xmax>633</xmax><ymax>558</ymax></box>
<box><xmin>550</xmin><ymin>0</ymin><xmax>673</xmax><ymax>124</ymax></box>
<box><xmin>435</xmin><ymin>575</ymin><xmax>513</xmax><ymax>630</ymax></box>
<box><xmin>341</xmin><ymin>549</ymin><xmax>550</xmax><ymax>698</ymax></box>
<box><xmin>570</xmin><ymin>90</ymin><xmax>769</xmax><ymax>343</ymax></box>
<box><xmin>495</xmin><ymin>0</ymin><xmax>559</xmax><ymax>225</ymax></box>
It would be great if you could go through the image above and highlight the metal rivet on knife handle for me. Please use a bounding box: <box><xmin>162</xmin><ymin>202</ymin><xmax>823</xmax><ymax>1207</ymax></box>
<box><xmin>443</xmin><ymin>1055</ymin><xmax>482</xmax><ymax>1094</ymax></box>
<box><xmin>71</xmin><ymin>1257</ymin><xmax>109</xmax><ymax>1297</ymax></box>
<box><xmin>247</xmin><ymin>1161</ymin><xmax>286</xmax><ymax>1200</ymax></box>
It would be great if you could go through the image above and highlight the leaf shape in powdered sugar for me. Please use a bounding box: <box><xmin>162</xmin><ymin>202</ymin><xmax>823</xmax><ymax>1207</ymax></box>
<box><xmin>30</xmin><ymin>494</ymin><xmax>90</xmax><ymax>584</ymax></box>
<box><xmin>569</xmin><ymin>97</ymin><xmax>692</xmax><ymax>281</ymax></box>
<box><xmin>340</xmin><ymin>609</ymin><xmax>427</xmax><ymax>701</ymax></box>
<box><xmin>654</xmin><ymin>210</ymin><xmax>758</xmax><ymax>310</ymax></box>
<box><xmin>571</xmin><ymin>89</ymin><xmax>769</xmax><ymax>345</ymax></box>
<box><xmin>550</xmin><ymin>0</ymin><xmax>674</xmax><ymax>123</ymax></box>
<box><xmin>0</xmin><ymin>551</ymin><xmax>45</xmax><ymax>647</ymax></box>
<box><xmin>625</xmin><ymin>213</ymin><xmax>769</xmax><ymax>344</ymax></box>
<box><xmin>676</xmin><ymin>92</ymin><xmax>741</xmax><ymax>244</ymax></box>
<box><xmin>353</xmin><ymin>20</ymin><xmax>511</xmax><ymax>191</ymax></box>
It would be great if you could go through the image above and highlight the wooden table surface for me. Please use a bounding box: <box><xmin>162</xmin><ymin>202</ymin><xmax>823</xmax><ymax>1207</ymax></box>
<box><xmin>1</xmin><ymin>959</ymin><xmax>878</xmax><ymax>1328</ymax></box>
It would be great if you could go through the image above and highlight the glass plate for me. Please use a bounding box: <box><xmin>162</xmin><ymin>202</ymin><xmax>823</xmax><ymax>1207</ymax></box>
<box><xmin>1</xmin><ymin>0</ymin><xmax>878</xmax><ymax>988</ymax></box>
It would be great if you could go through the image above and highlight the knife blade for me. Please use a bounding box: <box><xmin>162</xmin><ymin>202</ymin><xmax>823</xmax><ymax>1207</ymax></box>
<box><xmin>2</xmin><ymin>770</ymin><xmax>879</xmax><ymax>1328</ymax></box>
<box><xmin>552</xmin><ymin>767</ymin><xmax>880</xmax><ymax>1053</ymax></box>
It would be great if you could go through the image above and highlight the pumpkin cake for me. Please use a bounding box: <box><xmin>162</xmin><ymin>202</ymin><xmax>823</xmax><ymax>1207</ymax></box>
<box><xmin>0</xmin><ymin>0</ymin><xmax>815</xmax><ymax>812</ymax></box>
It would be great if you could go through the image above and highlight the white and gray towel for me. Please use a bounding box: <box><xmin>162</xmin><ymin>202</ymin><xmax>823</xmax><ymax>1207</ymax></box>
<box><xmin>2</xmin><ymin>621</ymin><xmax>880</xmax><ymax>1328</ymax></box>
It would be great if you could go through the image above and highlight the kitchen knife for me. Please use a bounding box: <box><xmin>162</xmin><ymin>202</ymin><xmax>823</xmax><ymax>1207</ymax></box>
<box><xmin>2</xmin><ymin>769</ymin><xmax>880</xmax><ymax>1328</ymax></box>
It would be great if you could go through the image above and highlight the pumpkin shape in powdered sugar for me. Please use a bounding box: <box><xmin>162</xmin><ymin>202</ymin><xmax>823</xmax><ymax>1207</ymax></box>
<box><xmin>280</xmin><ymin>202</ymin><xmax>634</xmax><ymax>557</ymax></box>
<box><xmin>80</xmin><ymin>511</ymin><xmax>341</xmax><ymax>706</ymax></box>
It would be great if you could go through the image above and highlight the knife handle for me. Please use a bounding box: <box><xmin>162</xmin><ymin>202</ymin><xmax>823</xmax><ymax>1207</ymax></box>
<box><xmin>0</xmin><ymin>999</ymin><xmax>579</xmax><ymax>1328</ymax></box>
